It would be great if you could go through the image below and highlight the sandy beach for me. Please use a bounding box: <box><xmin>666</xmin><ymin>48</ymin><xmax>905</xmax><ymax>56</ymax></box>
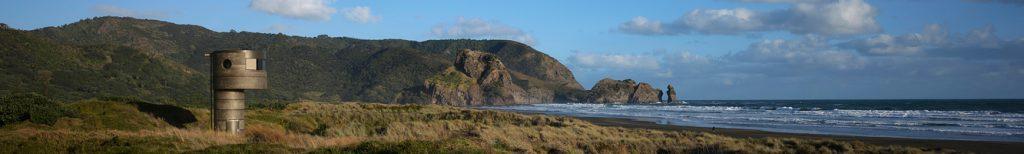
<box><xmin>508</xmin><ymin>110</ymin><xmax>1023</xmax><ymax>154</ymax></box>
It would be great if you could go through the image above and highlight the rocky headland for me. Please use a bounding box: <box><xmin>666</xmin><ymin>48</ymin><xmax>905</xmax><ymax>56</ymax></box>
<box><xmin>415</xmin><ymin>50</ymin><xmax>553</xmax><ymax>106</ymax></box>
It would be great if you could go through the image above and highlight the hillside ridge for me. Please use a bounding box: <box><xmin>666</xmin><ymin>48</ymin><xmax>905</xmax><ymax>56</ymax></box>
<box><xmin>2</xmin><ymin>16</ymin><xmax>584</xmax><ymax>105</ymax></box>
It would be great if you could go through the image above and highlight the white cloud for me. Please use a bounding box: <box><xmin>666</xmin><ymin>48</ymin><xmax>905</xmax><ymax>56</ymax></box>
<box><xmin>655</xmin><ymin>71</ymin><xmax>674</xmax><ymax>78</ymax></box>
<box><xmin>850</xmin><ymin>34</ymin><xmax>925</xmax><ymax>55</ymax></box>
<box><xmin>963</xmin><ymin>25</ymin><xmax>1002</xmax><ymax>48</ymax></box>
<box><xmin>431</xmin><ymin>17</ymin><xmax>536</xmax><ymax>45</ymax></box>
<box><xmin>730</xmin><ymin>36</ymin><xmax>866</xmax><ymax>70</ymax></box>
<box><xmin>841</xmin><ymin>24</ymin><xmax>947</xmax><ymax>56</ymax></box>
<box><xmin>676</xmin><ymin>8</ymin><xmax>764</xmax><ymax>34</ymax></box>
<box><xmin>919</xmin><ymin>24</ymin><xmax>950</xmax><ymax>44</ymax></box>
<box><xmin>618</xmin><ymin>0</ymin><xmax>880</xmax><ymax>36</ymax></box>
<box><xmin>567</xmin><ymin>52</ymin><xmax>661</xmax><ymax>70</ymax></box>
<box><xmin>250</xmin><ymin>0</ymin><xmax>336</xmax><ymax>21</ymax></box>
<box><xmin>566</xmin><ymin>50</ymin><xmax>721</xmax><ymax>77</ymax></box>
<box><xmin>841</xmin><ymin>24</ymin><xmax>1024</xmax><ymax>59</ymax></box>
<box><xmin>342</xmin><ymin>6</ymin><xmax>380</xmax><ymax>23</ymax></box>
<box><xmin>776</xmin><ymin>0</ymin><xmax>880</xmax><ymax>35</ymax></box>
<box><xmin>264</xmin><ymin>24</ymin><xmax>291</xmax><ymax>33</ymax></box>
<box><xmin>618</xmin><ymin>16</ymin><xmax>666</xmax><ymax>35</ymax></box>
<box><xmin>92</xmin><ymin>5</ymin><xmax>169</xmax><ymax>19</ymax></box>
<box><xmin>666</xmin><ymin>52</ymin><xmax>713</xmax><ymax>65</ymax></box>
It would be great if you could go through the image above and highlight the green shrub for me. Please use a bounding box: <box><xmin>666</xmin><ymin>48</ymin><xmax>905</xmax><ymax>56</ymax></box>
<box><xmin>310</xmin><ymin>140</ymin><xmax>486</xmax><ymax>154</ymax></box>
<box><xmin>426</xmin><ymin>68</ymin><xmax>474</xmax><ymax>89</ymax></box>
<box><xmin>187</xmin><ymin>144</ymin><xmax>300</xmax><ymax>154</ymax></box>
<box><xmin>67</xmin><ymin>100</ymin><xmax>171</xmax><ymax>130</ymax></box>
<box><xmin>249</xmin><ymin>100</ymin><xmax>292</xmax><ymax>110</ymax></box>
<box><xmin>0</xmin><ymin>93</ymin><xmax>77</xmax><ymax>126</ymax></box>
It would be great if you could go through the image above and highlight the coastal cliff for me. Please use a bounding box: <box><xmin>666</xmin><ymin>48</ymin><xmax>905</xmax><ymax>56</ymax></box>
<box><xmin>417</xmin><ymin>50</ymin><xmax>543</xmax><ymax>105</ymax></box>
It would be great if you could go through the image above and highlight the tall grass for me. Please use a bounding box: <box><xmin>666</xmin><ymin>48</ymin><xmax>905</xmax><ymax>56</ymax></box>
<box><xmin>1</xmin><ymin>100</ymin><xmax>948</xmax><ymax>153</ymax></box>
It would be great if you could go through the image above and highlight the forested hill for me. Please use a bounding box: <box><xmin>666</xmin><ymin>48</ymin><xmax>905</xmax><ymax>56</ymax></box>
<box><xmin>0</xmin><ymin>16</ymin><xmax>584</xmax><ymax>106</ymax></box>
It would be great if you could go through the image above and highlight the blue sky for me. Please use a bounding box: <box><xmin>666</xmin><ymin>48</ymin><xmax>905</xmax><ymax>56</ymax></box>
<box><xmin>2</xmin><ymin>0</ymin><xmax>1023</xmax><ymax>99</ymax></box>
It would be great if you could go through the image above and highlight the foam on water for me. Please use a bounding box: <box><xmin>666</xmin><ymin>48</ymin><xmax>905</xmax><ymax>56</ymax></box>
<box><xmin>479</xmin><ymin>103</ymin><xmax>1024</xmax><ymax>142</ymax></box>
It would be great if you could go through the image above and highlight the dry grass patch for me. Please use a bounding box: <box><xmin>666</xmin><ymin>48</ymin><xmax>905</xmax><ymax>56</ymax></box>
<box><xmin>0</xmin><ymin>128</ymin><xmax>244</xmax><ymax>153</ymax></box>
<box><xmin>1</xmin><ymin>100</ymin><xmax>951</xmax><ymax>153</ymax></box>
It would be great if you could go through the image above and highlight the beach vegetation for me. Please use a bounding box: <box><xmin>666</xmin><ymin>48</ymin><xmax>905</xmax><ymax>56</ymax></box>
<box><xmin>0</xmin><ymin>96</ymin><xmax>949</xmax><ymax>153</ymax></box>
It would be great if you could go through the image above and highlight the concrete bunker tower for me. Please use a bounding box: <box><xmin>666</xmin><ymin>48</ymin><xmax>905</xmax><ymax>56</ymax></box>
<box><xmin>207</xmin><ymin>50</ymin><xmax>267</xmax><ymax>133</ymax></box>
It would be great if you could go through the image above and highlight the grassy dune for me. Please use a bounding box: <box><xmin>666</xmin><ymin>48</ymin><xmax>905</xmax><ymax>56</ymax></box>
<box><xmin>0</xmin><ymin>97</ymin><xmax>948</xmax><ymax>153</ymax></box>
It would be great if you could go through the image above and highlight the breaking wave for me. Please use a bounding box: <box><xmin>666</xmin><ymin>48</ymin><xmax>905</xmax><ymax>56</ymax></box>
<box><xmin>480</xmin><ymin>103</ymin><xmax>1024</xmax><ymax>142</ymax></box>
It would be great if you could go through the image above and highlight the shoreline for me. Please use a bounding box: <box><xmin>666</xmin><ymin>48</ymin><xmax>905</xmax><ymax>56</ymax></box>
<box><xmin>507</xmin><ymin>111</ymin><xmax>1024</xmax><ymax>154</ymax></box>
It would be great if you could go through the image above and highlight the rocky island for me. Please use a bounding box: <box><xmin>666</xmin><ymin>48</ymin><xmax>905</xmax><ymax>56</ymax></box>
<box><xmin>582</xmin><ymin>78</ymin><xmax>675</xmax><ymax>104</ymax></box>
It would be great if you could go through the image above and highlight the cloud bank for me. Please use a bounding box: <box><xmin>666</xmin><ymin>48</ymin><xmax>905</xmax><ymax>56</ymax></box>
<box><xmin>840</xmin><ymin>24</ymin><xmax>1024</xmax><ymax>60</ymax></box>
<box><xmin>92</xmin><ymin>5</ymin><xmax>169</xmax><ymax>19</ymax></box>
<box><xmin>250</xmin><ymin>0</ymin><xmax>336</xmax><ymax>21</ymax></box>
<box><xmin>619</xmin><ymin>0</ymin><xmax>880</xmax><ymax>36</ymax></box>
<box><xmin>575</xmin><ymin>25</ymin><xmax>1024</xmax><ymax>99</ymax></box>
<box><xmin>342</xmin><ymin>6</ymin><xmax>380</xmax><ymax>23</ymax></box>
<box><xmin>568</xmin><ymin>52</ymin><xmax>661</xmax><ymax>70</ymax></box>
<box><xmin>263</xmin><ymin>24</ymin><xmax>291</xmax><ymax>33</ymax></box>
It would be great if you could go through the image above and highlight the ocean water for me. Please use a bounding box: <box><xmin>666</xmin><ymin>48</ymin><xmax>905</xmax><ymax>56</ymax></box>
<box><xmin>478</xmin><ymin>100</ymin><xmax>1024</xmax><ymax>142</ymax></box>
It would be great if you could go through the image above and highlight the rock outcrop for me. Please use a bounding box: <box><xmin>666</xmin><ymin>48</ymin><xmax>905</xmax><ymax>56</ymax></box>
<box><xmin>458</xmin><ymin>50</ymin><xmax>529</xmax><ymax>104</ymax></box>
<box><xmin>658</xmin><ymin>90</ymin><xmax>664</xmax><ymax>103</ymax></box>
<box><xmin>585</xmin><ymin>78</ymin><xmax>663</xmax><ymax>104</ymax></box>
<box><xmin>628</xmin><ymin>83</ymin><xmax>661</xmax><ymax>104</ymax></box>
<box><xmin>422</xmin><ymin>67</ymin><xmax>481</xmax><ymax>106</ymax></box>
<box><xmin>586</xmin><ymin>78</ymin><xmax>637</xmax><ymax>103</ymax></box>
<box><xmin>421</xmin><ymin>50</ymin><xmax>535</xmax><ymax>106</ymax></box>
<box><xmin>666</xmin><ymin>84</ymin><xmax>678</xmax><ymax>103</ymax></box>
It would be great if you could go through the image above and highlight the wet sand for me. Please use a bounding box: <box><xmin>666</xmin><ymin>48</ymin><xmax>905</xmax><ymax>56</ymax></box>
<box><xmin>510</xmin><ymin>111</ymin><xmax>1024</xmax><ymax>154</ymax></box>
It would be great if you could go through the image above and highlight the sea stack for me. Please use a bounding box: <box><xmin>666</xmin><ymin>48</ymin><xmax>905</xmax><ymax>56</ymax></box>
<box><xmin>666</xmin><ymin>84</ymin><xmax>677</xmax><ymax>103</ymax></box>
<box><xmin>658</xmin><ymin>90</ymin><xmax>664</xmax><ymax>103</ymax></box>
